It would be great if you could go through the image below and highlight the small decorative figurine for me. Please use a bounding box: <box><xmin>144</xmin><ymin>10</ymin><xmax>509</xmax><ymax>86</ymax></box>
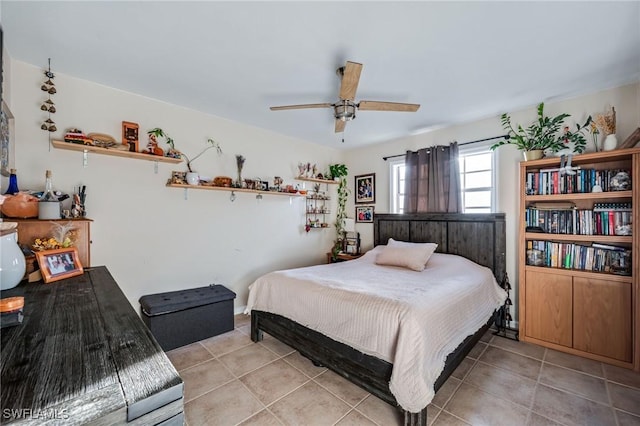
<box><xmin>146</xmin><ymin>133</ymin><xmax>164</xmax><ymax>156</ymax></box>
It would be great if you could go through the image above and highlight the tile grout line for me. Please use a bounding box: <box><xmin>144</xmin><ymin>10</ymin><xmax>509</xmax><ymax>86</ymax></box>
<box><xmin>439</xmin><ymin>409</ymin><xmax>471</xmax><ymax>425</ymax></box>
<box><xmin>312</xmin><ymin>370</ymin><xmax>370</xmax><ymax>409</ymax></box>
<box><xmin>352</xmin><ymin>396</ymin><xmax>392</xmax><ymax>426</ymax></box>
<box><xmin>331</xmin><ymin>408</ymin><xmax>355</xmax><ymax>426</ymax></box>
<box><xmin>262</xmin><ymin>378</ymin><xmax>313</xmax><ymax>410</ymax></box>
<box><xmin>605</xmin><ymin>379</ymin><xmax>621</xmax><ymax>426</ymax></box>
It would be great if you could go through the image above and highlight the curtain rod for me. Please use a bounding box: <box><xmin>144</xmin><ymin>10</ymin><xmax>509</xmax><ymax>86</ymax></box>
<box><xmin>382</xmin><ymin>134</ymin><xmax>509</xmax><ymax>161</ymax></box>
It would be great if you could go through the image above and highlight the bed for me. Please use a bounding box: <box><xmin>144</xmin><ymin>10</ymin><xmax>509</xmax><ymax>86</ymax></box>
<box><xmin>248</xmin><ymin>213</ymin><xmax>506</xmax><ymax>425</ymax></box>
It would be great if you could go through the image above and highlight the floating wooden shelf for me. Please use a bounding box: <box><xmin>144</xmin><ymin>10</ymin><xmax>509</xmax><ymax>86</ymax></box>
<box><xmin>524</xmin><ymin>233</ymin><xmax>633</xmax><ymax>244</ymax></box>
<box><xmin>167</xmin><ymin>183</ymin><xmax>305</xmax><ymax>197</ymax></box>
<box><xmin>52</xmin><ymin>140</ymin><xmax>183</xmax><ymax>164</ymax></box>
<box><xmin>295</xmin><ymin>176</ymin><xmax>339</xmax><ymax>185</ymax></box>
<box><xmin>525</xmin><ymin>190</ymin><xmax>632</xmax><ymax>202</ymax></box>
<box><xmin>524</xmin><ymin>265</ymin><xmax>632</xmax><ymax>283</ymax></box>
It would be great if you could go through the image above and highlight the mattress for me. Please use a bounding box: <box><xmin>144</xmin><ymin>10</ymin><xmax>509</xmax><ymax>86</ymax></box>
<box><xmin>245</xmin><ymin>246</ymin><xmax>506</xmax><ymax>411</ymax></box>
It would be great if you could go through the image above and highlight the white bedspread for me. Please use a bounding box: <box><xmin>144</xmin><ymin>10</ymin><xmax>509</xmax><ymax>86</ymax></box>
<box><xmin>245</xmin><ymin>247</ymin><xmax>506</xmax><ymax>412</ymax></box>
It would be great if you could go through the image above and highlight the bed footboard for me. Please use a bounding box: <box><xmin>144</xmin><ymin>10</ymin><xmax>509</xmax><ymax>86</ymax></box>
<box><xmin>251</xmin><ymin>310</ymin><xmax>492</xmax><ymax>426</ymax></box>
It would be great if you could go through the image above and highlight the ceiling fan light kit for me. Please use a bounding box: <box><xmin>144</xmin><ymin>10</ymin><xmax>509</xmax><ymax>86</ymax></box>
<box><xmin>334</xmin><ymin>100</ymin><xmax>356</xmax><ymax>122</ymax></box>
<box><xmin>270</xmin><ymin>60</ymin><xmax>420</xmax><ymax>134</ymax></box>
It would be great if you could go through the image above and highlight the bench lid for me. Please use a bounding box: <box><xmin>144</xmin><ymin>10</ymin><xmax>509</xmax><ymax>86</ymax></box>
<box><xmin>139</xmin><ymin>284</ymin><xmax>236</xmax><ymax>316</ymax></box>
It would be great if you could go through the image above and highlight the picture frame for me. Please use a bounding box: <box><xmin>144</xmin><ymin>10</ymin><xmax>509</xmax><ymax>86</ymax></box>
<box><xmin>1</xmin><ymin>100</ymin><xmax>15</xmax><ymax>177</ymax></box>
<box><xmin>122</xmin><ymin>121</ymin><xmax>139</xmax><ymax>152</ymax></box>
<box><xmin>355</xmin><ymin>173</ymin><xmax>375</xmax><ymax>204</ymax></box>
<box><xmin>355</xmin><ymin>205</ymin><xmax>374</xmax><ymax>223</ymax></box>
<box><xmin>35</xmin><ymin>247</ymin><xmax>84</xmax><ymax>283</ymax></box>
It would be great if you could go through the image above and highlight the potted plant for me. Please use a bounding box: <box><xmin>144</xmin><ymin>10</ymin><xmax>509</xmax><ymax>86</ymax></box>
<box><xmin>147</xmin><ymin>128</ymin><xmax>178</xmax><ymax>158</ymax></box>
<box><xmin>147</xmin><ymin>128</ymin><xmax>222</xmax><ymax>184</ymax></box>
<box><xmin>181</xmin><ymin>139</ymin><xmax>222</xmax><ymax>173</ymax></box>
<box><xmin>491</xmin><ymin>103</ymin><xmax>592</xmax><ymax>160</ymax></box>
<box><xmin>329</xmin><ymin>164</ymin><xmax>349</xmax><ymax>259</ymax></box>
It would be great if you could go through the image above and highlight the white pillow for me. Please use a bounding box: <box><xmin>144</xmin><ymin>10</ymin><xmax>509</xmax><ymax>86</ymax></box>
<box><xmin>375</xmin><ymin>243</ymin><xmax>438</xmax><ymax>272</ymax></box>
<box><xmin>388</xmin><ymin>238</ymin><xmax>438</xmax><ymax>251</ymax></box>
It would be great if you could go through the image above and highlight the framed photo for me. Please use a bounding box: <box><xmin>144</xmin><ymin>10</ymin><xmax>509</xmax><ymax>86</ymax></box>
<box><xmin>1</xmin><ymin>100</ymin><xmax>15</xmax><ymax>177</ymax></box>
<box><xmin>355</xmin><ymin>173</ymin><xmax>375</xmax><ymax>204</ymax></box>
<box><xmin>122</xmin><ymin>121</ymin><xmax>139</xmax><ymax>152</ymax></box>
<box><xmin>35</xmin><ymin>247</ymin><xmax>84</xmax><ymax>283</ymax></box>
<box><xmin>355</xmin><ymin>205</ymin><xmax>374</xmax><ymax>223</ymax></box>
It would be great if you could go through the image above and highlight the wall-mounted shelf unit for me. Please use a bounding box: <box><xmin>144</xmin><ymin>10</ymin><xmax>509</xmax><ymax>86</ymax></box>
<box><xmin>296</xmin><ymin>177</ymin><xmax>335</xmax><ymax>230</ymax></box>
<box><xmin>305</xmin><ymin>194</ymin><xmax>331</xmax><ymax>229</ymax></box>
<box><xmin>295</xmin><ymin>176</ymin><xmax>338</xmax><ymax>185</ymax></box>
<box><xmin>52</xmin><ymin>140</ymin><xmax>183</xmax><ymax>168</ymax></box>
<box><xmin>167</xmin><ymin>183</ymin><xmax>305</xmax><ymax>198</ymax></box>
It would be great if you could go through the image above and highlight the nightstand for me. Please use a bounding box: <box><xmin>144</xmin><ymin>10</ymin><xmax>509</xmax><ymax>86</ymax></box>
<box><xmin>327</xmin><ymin>252</ymin><xmax>364</xmax><ymax>263</ymax></box>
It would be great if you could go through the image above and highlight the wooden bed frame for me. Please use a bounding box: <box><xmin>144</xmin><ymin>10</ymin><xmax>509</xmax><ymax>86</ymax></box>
<box><xmin>251</xmin><ymin>213</ymin><xmax>506</xmax><ymax>425</ymax></box>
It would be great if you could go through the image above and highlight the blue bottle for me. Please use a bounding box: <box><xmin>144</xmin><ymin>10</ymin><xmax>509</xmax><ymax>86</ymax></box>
<box><xmin>4</xmin><ymin>169</ymin><xmax>19</xmax><ymax>195</ymax></box>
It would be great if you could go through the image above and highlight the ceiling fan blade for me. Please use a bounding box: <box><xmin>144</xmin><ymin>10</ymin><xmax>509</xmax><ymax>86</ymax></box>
<box><xmin>358</xmin><ymin>101</ymin><xmax>420</xmax><ymax>112</ymax></box>
<box><xmin>339</xmin><ymin>61</ymin><xmax>363</xmax><ymax>101</ymax></box>
<box><xmin>270</xmin><ymin>103</ymin><xmax>333</xmax><ymax>111</ymax></box>
<box><xmin>335</xmin><ymin>119</ymin><xmax>346</xmax><ymax>133</ymax></box>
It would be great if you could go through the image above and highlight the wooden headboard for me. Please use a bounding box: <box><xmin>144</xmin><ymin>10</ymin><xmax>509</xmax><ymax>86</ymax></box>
<box><xmin>373</xmin><ymin>213</ymin><xmax>506</xmax><ymax>280</ymax></box>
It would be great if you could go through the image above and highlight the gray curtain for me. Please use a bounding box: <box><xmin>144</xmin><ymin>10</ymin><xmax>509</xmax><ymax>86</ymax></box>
<box><xmin>403</xmin><ymin>142</ymin><xmax>462</xmax><ymax>213</ymax></box>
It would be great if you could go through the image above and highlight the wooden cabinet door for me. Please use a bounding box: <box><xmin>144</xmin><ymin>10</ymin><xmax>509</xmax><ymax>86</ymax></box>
<box><xmin>573</xmin><ymin>277</ymin><xmax>632</xmax><ymax>362</ymax></box>
<box><xmin>15</xmin><ymin>219</ymin><xmax>92</xmax><ymax>267</ymax></box>
<box><xmin>525</xmin><ymin>271</ymin><xmax>573</xmax><ymax>347</ymax></box>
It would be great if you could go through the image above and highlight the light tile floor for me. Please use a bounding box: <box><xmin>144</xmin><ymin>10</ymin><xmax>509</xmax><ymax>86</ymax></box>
<box><xmin>167</xmin><ymin>315</ymin><xmax>640</xmax><ymax>426</ymax></box>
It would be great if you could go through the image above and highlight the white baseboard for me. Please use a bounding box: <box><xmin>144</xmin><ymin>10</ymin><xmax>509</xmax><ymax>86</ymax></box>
<box><xmin>235</xmin><ymin>305</ymin><xmax>247</xmax><ymax>315</ymax></box>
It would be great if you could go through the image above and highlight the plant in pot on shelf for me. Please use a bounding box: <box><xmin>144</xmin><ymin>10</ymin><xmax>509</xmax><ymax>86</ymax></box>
<box><xmin>147</xmin><ymin>128</ymin><xmax>179</xmax><ymax>158</ymax></box>
<box><xmin>181</xmin><ymin>138</ymin><xmax>222</xmax><ymax>185</ymax></box>
<box><xmin>148</xmin><ymin>128</ymin><xmax>222</xmax><ymax>185</ymax></box>
<box><xmin>491</xmin><ymin>102</ymin><xmax>592</xmax><ymax>160</ymax></box>
<box><xmin>329</xmin><ymin>164</ymin><xmax>350</xmax><ymax>260</ymax></box>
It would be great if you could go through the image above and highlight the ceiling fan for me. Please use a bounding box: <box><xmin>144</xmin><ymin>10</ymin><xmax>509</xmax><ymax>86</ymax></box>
<box><xmin>270</xmin><ymin>61</ymin><xmax>420</xmax><ymax>133</ymax></box>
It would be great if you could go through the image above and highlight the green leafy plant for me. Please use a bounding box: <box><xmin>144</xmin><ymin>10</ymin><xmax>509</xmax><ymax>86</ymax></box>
<box><xmin>329</xmin><ymin>164</ymin><xmax>350</xmax><ymax>259</ymax></box>
<box><xmin>147</xmin><ymin>128</ymin><xmax>221</xmax><ymax>172</ymax></box>
<box><xmin>491</xmin><ymin>103</ymin><xmax>592</xmax><ymax>154</ymax></box>
<box><xmin>183</xmin><ymin>139</ymin><xmax>222</xmax><ymax>173</ymax></box>
<box><xmin>329</xmin><ymin>164</ymin><xmax>348</xmax><ymax>180</ymax></box>
<box><xmin>148</xmin><ymin>128</ymin><xmax>175</xmax><ymax>150</ymax></box>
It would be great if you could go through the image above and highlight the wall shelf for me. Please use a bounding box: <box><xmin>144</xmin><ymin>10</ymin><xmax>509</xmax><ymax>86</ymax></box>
<box><xmin>295</xmin><ymin>176</ymin><xmax>338</xmax><ymax>185</ymax></box>
<box><xmin>167</xmin><ymin>183</ymin><xmax>305</xmax><ymax>197</ymax></box>
<box><xmin>52</xmin><ymin>140</ymin><xmax>183</xmax><ymax>164</ymax></box>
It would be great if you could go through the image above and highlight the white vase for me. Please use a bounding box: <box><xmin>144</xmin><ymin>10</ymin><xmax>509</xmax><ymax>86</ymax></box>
<box><xmin>186</xmin><ymin>172</ymin><xmax>199</xmax><ymax>185</ymax></box>
<box><xmin>603</xmin><ymin>134</ymin><xmax>618</xmax><ymax>151</ymax></box>
<box><xmin>0</xmin><ymin>230</ymin><xmax>26</xmax><ymax>290</ymax></box>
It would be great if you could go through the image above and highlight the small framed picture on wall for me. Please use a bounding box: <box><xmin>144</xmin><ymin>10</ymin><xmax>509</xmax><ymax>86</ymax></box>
<box><xmin>355</xmin><ymin>205</ymin><xmax>374</xmax><ymax>223</ymax></box>
<box><xmin>355</xmin><ymin>173</ymin><xmax>375</xmax><ymax>204</ymax></box>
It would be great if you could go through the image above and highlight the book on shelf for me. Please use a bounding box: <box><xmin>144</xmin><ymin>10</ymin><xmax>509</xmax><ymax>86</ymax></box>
<box><xmin>592</xmin><ymin>243</ymin><xmax>627</xmax><ymax>251</ymax></box>
<box><xmin>525</xmin><ymin>206</ymin><xmax>631</xmax><ymax>236</ymax></box>
<box><xmin>525</xmin><ymin>168</ymin><xmax>631</xmax><ymax>195</ymax></box>
<box><xmin>526</xmin><ymin>239</ymin><xmax>632</xmax><ymax>275</ymax></box>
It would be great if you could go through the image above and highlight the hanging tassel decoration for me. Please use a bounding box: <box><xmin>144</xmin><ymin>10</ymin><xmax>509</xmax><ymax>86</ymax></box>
<box><xmin>40</xmin><ymin>58</ymin><xmax>57</xmax><ymax>132</ymax></box>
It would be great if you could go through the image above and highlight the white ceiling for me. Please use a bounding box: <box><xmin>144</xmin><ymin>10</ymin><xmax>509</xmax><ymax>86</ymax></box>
<box><xmin>2</xmin><ymin>1</ymin><xmax>640</xmax><ymax>149</ymax></box>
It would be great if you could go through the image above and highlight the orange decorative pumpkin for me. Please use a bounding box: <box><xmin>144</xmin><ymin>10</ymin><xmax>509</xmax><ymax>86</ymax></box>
<box><xmin>1</xmin><ymin>193</ymin><xmax>39</xmax><ymax>218</ymax></box>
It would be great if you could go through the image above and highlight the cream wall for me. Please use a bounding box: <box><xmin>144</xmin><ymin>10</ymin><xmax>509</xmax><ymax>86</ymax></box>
<box><xmin>6</xmin><ymin>54</ymin><xmax>640</xmax><ymax>318</ymax></box>
<box><xmin>344</xmin><ymin>82</ymin><xmax>640</xmax><ymax>323</ymax></box>
<box><xmin>9</xmin><ymin>59</ymin><xmax>343</xmax><ymax>311</ymax></box>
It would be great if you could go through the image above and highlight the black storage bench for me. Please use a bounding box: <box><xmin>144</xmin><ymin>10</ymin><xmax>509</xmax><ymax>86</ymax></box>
<box><xmin>139</xmin><ymin>284</ymin><xmax>236</xmax><ymax>351</ymax></box>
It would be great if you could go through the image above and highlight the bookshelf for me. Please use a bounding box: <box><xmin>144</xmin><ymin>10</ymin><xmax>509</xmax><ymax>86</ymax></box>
<box><xmin>518</xmin><ymin>148</ymin><xmax>639</xmax><ymax>371</ymax></box>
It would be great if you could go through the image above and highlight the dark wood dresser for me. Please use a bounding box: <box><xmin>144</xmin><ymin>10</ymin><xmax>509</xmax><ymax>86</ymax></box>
<box><xmin>0</xmin><ymin>266</ymin><xmax>183</xmax><ymax>425</ymax></box>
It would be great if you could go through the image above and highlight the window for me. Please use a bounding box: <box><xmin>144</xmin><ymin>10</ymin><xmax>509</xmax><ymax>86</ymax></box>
<box><xmin>389</xmin><ymin>145</ymin><xmax>495</xmax><ymax>213</ymax></box>
<box><xmin>389</xmin><ymin>158</ymin><xmax>406</xmax><ymax>214</ymax></box>
<box><xmin>458</xmin><ymin>147</ymin><xmax>495</xmax><ymax>213</ymax></box>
